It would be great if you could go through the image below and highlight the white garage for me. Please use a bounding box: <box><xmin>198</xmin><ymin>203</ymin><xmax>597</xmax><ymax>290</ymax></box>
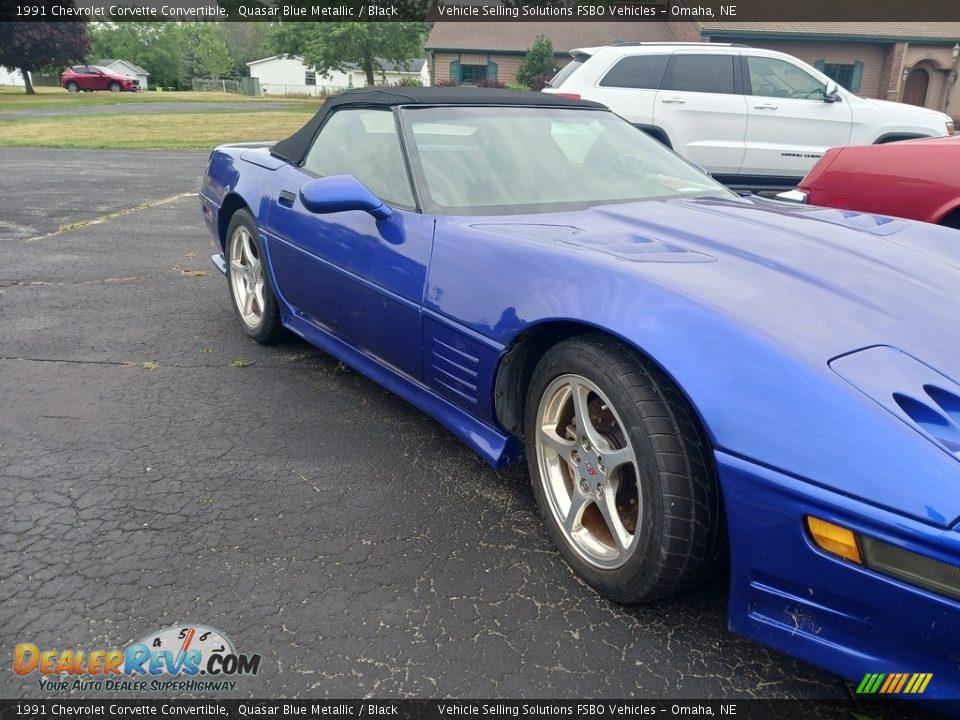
<box><xmin>247</xmin><ymin>55</ymin><xmax>430</xmax><ymax>97</ymax></box>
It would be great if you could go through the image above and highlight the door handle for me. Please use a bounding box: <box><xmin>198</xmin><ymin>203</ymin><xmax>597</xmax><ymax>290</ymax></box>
<box><xmin>279</xmin><ymin>190</ymin><xmax>296</xmax><ymax>207</ymax></box>
<box><xmin>754</xmin><ymin>103</ymin><xmax>778</xmax><ymax>110</ymax></box>
<box><xmin>660</xmin><ymin>98</ymin><xmax>686</xmax><ymax>104</ymax></box>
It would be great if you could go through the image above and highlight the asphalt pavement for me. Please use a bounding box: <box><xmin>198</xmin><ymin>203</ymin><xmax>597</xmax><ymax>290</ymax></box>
<box><xmin>0</xmin><ymin>148</ymin><xmax>916</xmax><ymax>712</ymax></box>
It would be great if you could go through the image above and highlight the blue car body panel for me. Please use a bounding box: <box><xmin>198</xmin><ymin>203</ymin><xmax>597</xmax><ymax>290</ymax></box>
<box><xmin>201</xmin><ymin>130</ymin><xmax>960</xmax><ymax>696</ymax></box>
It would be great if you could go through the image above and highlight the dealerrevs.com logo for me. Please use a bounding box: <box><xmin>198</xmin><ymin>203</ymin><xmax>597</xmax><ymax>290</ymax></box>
<box><xmin>14</xmin><ymin>625</ymin><xmax>261</xmax><ymax>692</ymax></box>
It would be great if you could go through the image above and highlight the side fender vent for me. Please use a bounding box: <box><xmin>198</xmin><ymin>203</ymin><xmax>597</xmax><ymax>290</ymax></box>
<box><xmin>894</xmin><ymin>391</ymin><xmax>960</xmax><ymax>454</ymax></box>
<box><xmin>830</xmin><ymin>346</ymin><xmax>960</xmax><ymax>460</ymax></box>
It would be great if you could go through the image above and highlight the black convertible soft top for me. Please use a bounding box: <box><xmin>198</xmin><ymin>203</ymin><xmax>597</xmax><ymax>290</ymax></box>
<box><xmin>270</xmin><ymin>87</ymin><xmax>606</xmax><ymax>166</ymax></box>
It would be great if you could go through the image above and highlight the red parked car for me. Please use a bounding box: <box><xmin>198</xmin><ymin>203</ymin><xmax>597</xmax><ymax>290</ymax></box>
<box><xmin>61</xmin><ymin>65</ymin><xmax>139</xmax><ymax>93</ymax></box>
<box><xmin>777</xmin><ymin>135</ymin><xmax>960</xmax><ymax>228</ymax></box>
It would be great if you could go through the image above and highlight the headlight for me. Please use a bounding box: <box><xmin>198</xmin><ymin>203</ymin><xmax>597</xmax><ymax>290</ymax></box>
<box><xmin>807</xmin><ymin>516</ymin><xmax>960</xmax><ymax>602</ymax></box>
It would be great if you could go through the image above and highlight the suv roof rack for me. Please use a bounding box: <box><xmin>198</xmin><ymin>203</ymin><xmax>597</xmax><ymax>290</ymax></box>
<box><xmin>609</xmin><ymin>41</ymin><xmax>751</xmax><ymax>48</ymax></box>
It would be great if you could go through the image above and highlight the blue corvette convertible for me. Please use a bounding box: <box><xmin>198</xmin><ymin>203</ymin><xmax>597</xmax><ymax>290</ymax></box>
<box><xmin>201</xmin><ymin>88</ymin><xmax>960</xmax><ymax>696</ymax></box>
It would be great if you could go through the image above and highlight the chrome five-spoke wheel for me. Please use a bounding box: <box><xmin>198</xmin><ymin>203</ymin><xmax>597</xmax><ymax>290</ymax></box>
<box><xmin>536</xmin><ymin>374</ymin><xmax>640</xmax><ymax>569</ymax></box>
<box><xmin>524</xmin><ymin>335</ymin><xmax>724</xmax><ymax>603</ymax></box>
<box><xmin>224</xmin><ymin>209</ymin><xmax>285</xmax><ymax>345</ymax></box>
<box><xmin>229</xmin><ymin>224</ymin><xmax>266</xmax><ymax>330</ymax></box>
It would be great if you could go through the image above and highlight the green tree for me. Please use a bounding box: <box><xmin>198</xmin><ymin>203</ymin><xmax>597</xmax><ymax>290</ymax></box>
<box><xmin>194</xmin><ymin>25</ymin><xmax>234</xmax><ymax>79</ymax></box>
<box><xmin>178</xmin><ymin>25</ymin><xmax>235</xmax><ymax>83</ymax></box>
<box><xmin>90</xmin><ymin>23</ymin><xmax>186</xmax><ymax>89</ymax></box>
<box><xmin>0</xmin><ymin>21</ymin><xmax>90</xmax><ymax>94</ymax></box>
<box><xmin>516</xmin><ymin>35</ymin><xmax>557</xmax><ymax>90</ymax></box>
<box><xmin>219</xmin><ymin>23</ymin><xmax>271</xmax><ymax>78</ymax></box>
<box><xmin>269</xmin><ymin>22</ymin><xmax>425</xmax><ymax>87</ymax></box>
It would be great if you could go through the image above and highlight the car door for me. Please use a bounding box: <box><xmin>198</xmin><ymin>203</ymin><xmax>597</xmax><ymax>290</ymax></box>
<box><xmin>74</xmin><ymin>66</ymin><xmax>97</xmax><ymax>90</ymax></box>
<box><xmin>264</xmin><ymin>107</ymin><xmax>433</xmax><ymax>381</ymax></box>
<box><xmin>587</xmin><ymin>52</ymin><xmax>670</xmax><ymax>137</ymax></box>
<box><xmin>741</xmin><ymin>54</ymin><xmax>853</xmax><ymax>178</ymax></box>
<box><xmin>85</xmin><ymin>67</ymin><xmax>107</xmax><ymax>90</ymax></box>
<box><xmin>653</xmin><ymin>51</ymin><xmax>747</xmax><ymax>176</ymax></box>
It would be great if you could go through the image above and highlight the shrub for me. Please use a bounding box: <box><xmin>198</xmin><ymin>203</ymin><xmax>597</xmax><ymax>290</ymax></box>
<box><xmin>475</xmin><ymin>79</ymin><xmax>507</xmax><ymax>89</ymax></box>
<box><xmin>526</xmin><ymin>72</ymin><xmax>554</xmax><ymax>92</ymax></box>
<box><xmin>516</xmin><ymin>35</ymin><xmax>558</xmax><ymax>89</ymax></box>
<box><xmin>434</xmin><ymin>79</ymin><xmax>458</xmax><ymax>87</ymax></box>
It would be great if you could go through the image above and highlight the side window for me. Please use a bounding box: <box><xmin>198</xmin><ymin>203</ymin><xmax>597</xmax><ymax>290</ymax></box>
<box><xmin>599</xmin><ymin>54</ymin><xmax>669</xmax><ymax>89</ymax></box>
<box><xmin>302</xmin><ymin>109</ymin><xmax>415</xmax><ymax>209</ymax></box>
<box><xmin>746</xmin><ymin>56</ymin><xmax>827</xmax><ymax>100</ymax></box>
<box><xmin>663</xmin><ymin>54</ymin><xmax>735</xmax><ymax>94</ymax></box>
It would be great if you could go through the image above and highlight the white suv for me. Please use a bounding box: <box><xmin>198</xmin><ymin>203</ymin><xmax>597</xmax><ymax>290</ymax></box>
<box><xmin>544</xmin><ymin>43</ymin><xmax>955</xmax><ymax>189</ymax></box>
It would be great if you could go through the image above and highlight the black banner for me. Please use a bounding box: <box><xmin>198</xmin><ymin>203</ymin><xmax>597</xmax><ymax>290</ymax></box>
<box><xmin>0</xmin><ymin>699</ymin><xmax>948</xmax><ymax>720</ymax></box>
<box><xmin>2</xmin><ymin>0</ymin><xmax>960</xmax><ymax>22</ymax></box>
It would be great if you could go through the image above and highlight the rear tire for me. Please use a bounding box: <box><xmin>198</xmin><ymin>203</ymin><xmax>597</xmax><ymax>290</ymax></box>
<box><xmin>66</xmin><ymin>82</ymin><xmax>79</xmax><ymax>93</ymax></box>
<box><xmin>226</xmin><ymin>209</ymin><xmax>286</xmax><ymax>345</ymax></box>
<box><xmin>524</xmin><ymin>334</ymin><xmax>725</xmax><ymax>603</ymax></box>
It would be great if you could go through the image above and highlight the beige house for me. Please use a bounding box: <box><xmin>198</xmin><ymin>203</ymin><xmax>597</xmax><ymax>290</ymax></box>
<box><xmin>425</xmin><ymin>22</ymin><xmax>675</xmax><ymax>86</ymax></box>
<box><xmin>427</xmin><ymin>20</ymin><xmax>960</xmax><ymax>120</ymax></box>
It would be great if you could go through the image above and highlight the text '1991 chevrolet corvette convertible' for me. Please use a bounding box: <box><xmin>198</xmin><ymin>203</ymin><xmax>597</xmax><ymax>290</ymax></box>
<box><xmin>200</xmin><ymin>88</ymin><xmax>960</xmax><ymax>698</ymax></box>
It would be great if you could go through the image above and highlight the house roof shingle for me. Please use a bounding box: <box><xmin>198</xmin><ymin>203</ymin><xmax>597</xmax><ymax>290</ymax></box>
<box><xmin>698</xmin><ymin>22</ymin><xmax>960</xmax><ymax>42</ymax></box>
<box><xmin>425</xmin><ymin>21</ymin><xmax>674</xmax><ymax>54</ymax></box>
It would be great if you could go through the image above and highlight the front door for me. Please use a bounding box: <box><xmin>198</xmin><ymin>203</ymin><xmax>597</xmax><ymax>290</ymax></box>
<box><xmin>903</xmin><ymin>67</ymin><xmax>930</xmax><ymax>107</ymax></box>
<box><xmin>264</xmin><ymin>108</ymin><xmax>432</xmax><ymax>381</ymax></box>
<box><xmin>741</xmin><ymin>55</ymin><xmax>852</xmax><ymax>178</ymax></box>
<box><xmin>87</xmin><ymin>67</ymin><xmax>109</xmax><ymax>90</ymax></box>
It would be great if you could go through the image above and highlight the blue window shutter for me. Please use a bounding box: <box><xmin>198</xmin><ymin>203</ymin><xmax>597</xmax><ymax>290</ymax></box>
<box><xmin>851</xmin><ymin>60</ymin><xmax>863</xmax><ymax>93</ymax></box>
<box><xmin>449</xmin><ymin>60</ymin><xmax>460</xmax><ymax>84</ymax></box>
<box><xmin>487</xmin><ymin>60</ymin><xmax>498</xmax><ymax>81</ymax></box>
<box><xmin>814</xmin><ymin>59</ymin><xmax>826</xmax><ymax>72</ymax></box>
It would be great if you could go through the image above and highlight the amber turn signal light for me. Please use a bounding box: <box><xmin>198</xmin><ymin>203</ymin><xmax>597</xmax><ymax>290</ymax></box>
<box><xmin>806</xmin><ymin>516</ymin><xmax>862</xmax><ymax>564</ymax></box>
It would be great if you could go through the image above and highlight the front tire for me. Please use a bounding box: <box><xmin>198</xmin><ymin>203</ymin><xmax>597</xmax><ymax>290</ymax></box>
<box><xmin>108</xmin><ymin>81</ymin><xmax>121</xmax><ymax>92</ymax></box>
<box><xmin>226</xmin><ymin>209</ymin><xmax>286</xmax><ymax>344</ymax></box>
<box><xmin>524</xmin><ymin>334</ymin><xmax>724</xmax><ymax>603</ymax></box>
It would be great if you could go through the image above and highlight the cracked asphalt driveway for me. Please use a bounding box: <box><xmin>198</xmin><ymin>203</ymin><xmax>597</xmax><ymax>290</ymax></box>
<box><xmin>0</xmin><ymin>148</ymin><xmax>862</xmax><ymax>704</ymax></box>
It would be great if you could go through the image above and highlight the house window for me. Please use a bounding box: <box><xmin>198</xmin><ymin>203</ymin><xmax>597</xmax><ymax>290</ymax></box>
<box><xmin>305</xmin><ymin>70</ymin><xmax>316</xmax><ymax>86</ymax></box>
<box><xmin>815</xmin><ymin>60</ymin><xmax>863</xmax><ymax>93</ymax></box>
<box><xmin>823</xmin><ymin>64</ymin><xmax>855</xmax><ymax>91</ymax></box>
<box><xmin>459</xmin><ymin>64</ymin><xmax>487</xmax><ymax>84</ymax></box>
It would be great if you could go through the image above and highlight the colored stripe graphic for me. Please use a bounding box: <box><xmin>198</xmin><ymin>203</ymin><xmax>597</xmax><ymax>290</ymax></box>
<box><xmin>857</xmin><ymin>672</ymin><xmax>932</xmax><ymax>694</ymax></box>
<box><xmin>879</xmin><ymin>673</ymin><xmax>897</xmax><ymax>693</ymax></box>
<box><xmin>856</xmin><ymin>673</ymin><xmax>884</xmax><ymax>693</ymax></box>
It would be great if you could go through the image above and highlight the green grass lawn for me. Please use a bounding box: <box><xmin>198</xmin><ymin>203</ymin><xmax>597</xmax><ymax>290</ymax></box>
<box><xmin>0</xmin><ymin>85</ymin><xmax>322</xmax><ymax>149</ymax></box>
<box><xmin>0</xmin><ymin>84</ymin><xmax>317</xmax><ymax>112</ymax></box>
<box><xmin>0</xmin><ymin>111</ymin><xmax>316</xmax><ymax>149</ymax></box>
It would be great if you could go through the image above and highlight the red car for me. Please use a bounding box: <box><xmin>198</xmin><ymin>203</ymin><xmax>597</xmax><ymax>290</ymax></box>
<box><xmin>61</xmin><ymin>65</ymin><xmax>139</xmax><ymax>93</ymax></box>
<box><xmin>777</xmin><ymin>135</ymin><xmax>960</xmax><ymax>229</ymax></box>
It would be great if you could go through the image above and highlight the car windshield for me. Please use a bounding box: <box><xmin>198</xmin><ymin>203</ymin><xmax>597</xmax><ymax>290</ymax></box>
<box><xmin>400</xmin><ymin>106</ymin><xmax>732</xmax><ymax>215</ymax></box>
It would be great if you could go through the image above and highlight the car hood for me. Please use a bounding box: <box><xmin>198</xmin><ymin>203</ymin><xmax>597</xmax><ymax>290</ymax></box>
<box><xmin>469</xmin><ymin>195</ymin><xmax>960</xmax><ymax>377</ymax></box>
<box><xmin>858</xmin><ymin>96</ymin><xmax>952</xmax><ymax>123</ymax></box>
